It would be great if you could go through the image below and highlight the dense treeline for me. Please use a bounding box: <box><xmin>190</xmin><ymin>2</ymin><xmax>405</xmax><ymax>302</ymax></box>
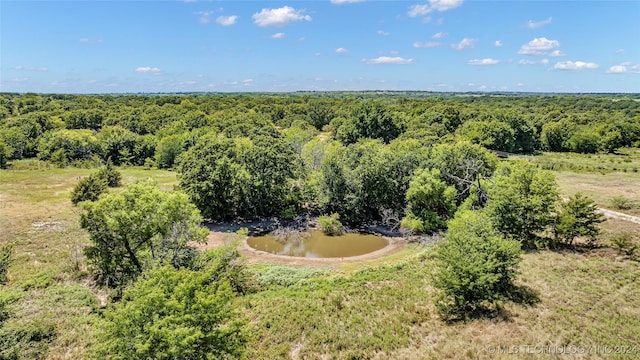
<box><xmin>1</xmin><ymin>92</ymin><xmax>639</xmax><ymax>225</ymax></box>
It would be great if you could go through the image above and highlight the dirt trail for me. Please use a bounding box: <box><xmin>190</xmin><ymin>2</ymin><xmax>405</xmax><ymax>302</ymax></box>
<box><xmin>598</xmin><ymin>208</ymin><xmax>640</xmax><ymax>225</ymax></box>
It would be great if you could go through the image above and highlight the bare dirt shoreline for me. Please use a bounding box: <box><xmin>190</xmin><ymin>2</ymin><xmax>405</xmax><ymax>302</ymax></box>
<box><xmin>192</xmin><ymin>220</ymin><xmax>409</xmax><ymax>267</ymax></box>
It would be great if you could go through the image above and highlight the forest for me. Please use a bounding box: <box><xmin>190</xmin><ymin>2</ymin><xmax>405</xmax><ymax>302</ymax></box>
<box><xmin>0</xmin><ymin>92</ymin><xmax>639</xmax><ymax>359</ymax></box>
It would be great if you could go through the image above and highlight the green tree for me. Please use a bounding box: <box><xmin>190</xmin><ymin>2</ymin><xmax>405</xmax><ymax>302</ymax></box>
<box><xmin>37</xmin><ymin>129</ymin><xmax>99</xmax><ymax>165</ymax></box>
<box><xmin>434</xmin><ymin>210</ymin><xmax>521</xmax><ymax>318</ymax></box>
<box><xmin>429</xmin><ymin>140</ymin><xmax>498</xmax><ymax>205</ymax></box>
<box><xmin>554</xmin><ymin>193</ymin><xmax>605</xmax><ymax>246</ymax></box>
<box><xmin>154</xmin><ymin>134</ymin><xmax>186</xmax><ymax>169</ymax></box>
<box><xmin>540</xmin><ymin>120</ymin><xmax>576</xmax><ymax>152</ymax></box>
<box><xmin>70</xmin><ymin>174</ymin><xmax>108</xmax><ymax>205</ymax></box>
<box><xmin>0</xmin><ymin>139</ymin><xmax>9</xmax><ymax>168</ymax></box>
<box><xmin>80</xmin><ymin>182</ymin><xmax>207</xmax><ymax>288</ymax></box>
<box><xmin>486</xmin><ymin>161</ymin><xmax>559</xmax><ymax>244</ymax></box>
<box><xmin>94</xmin><ymin>264</ymin><xmax>246</xmax><ymax>360</ymax></box>
<box><xmin>457</xmin><ymin>120</ymin><xmax>516</xmax><ymax>153</ymax></box>
<box><xmin>401</xmin><ymin>168</ymin><xmax>457</xmax><ymax>232</ymax></box>
<box><xmin>335</xmin><ymin>101</ymin><xmax>402</xmax><ymax>145</ymax></box>
<box><xmin>95</xmin><ymin>160</ymin><xmax>122</xmax><ymax>187</ymax></box>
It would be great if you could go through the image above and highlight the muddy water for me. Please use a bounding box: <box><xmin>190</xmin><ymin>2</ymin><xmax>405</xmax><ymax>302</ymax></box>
<box><xmin>247</xmin><ymin>230</ymin><xmax>388</xmax><ymax>258</ymax></box>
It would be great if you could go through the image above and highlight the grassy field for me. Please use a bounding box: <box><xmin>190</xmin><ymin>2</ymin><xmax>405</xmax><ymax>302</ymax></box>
<box><xmin>0</xmin><ymin>158</ymin><xmax>639</xmax><ymax>359</ymax></box>
<box><xmin>517</xmin><ymin>149</ymin><xmax>640</xmax><ymax>217</ymax></box>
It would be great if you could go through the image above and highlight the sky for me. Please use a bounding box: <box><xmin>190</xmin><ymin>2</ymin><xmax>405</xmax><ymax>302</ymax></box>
<box><xmin>1</xmin><ymin>0</ymin><xmax>639</xmax><ymax>94</ymax></box>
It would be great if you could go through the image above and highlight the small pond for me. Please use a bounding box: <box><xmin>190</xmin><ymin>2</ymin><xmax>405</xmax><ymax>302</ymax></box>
<box><xmin>247</xmin><ymin>230</ymin><xmax>388</xmax><ymax>258</ymax></box>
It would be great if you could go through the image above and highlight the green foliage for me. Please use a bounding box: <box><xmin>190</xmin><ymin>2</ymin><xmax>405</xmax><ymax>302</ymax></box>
<box><xmin>429</xmin><ymin>140</ymin><xmax>498</xmax><ymax>204</ymax></box>
<box><xmin>80</xmin><ymin>181</ymin><xmax>207</xmax><ymax>288</ymax></box>
<box><xmin>0</xmin><ymin>319</ymin><xmax>56</xmax><ymax>360</ymax></box>
<box><xmin>0</xmin><ymin>139</ymin><xmax>9</xmax><ymax>168</ymax></box>
<box><xmin>154</xmin><ymin>134</ymin><xmax>186</xmax><ymax>169</ymax></box>
<box><xmin>37</xmin><ymin>129</ymin><xmax>99</xmax><ymax>165</ymax></box>
<box><xmin>399</xmin><ymin>213</ymin><xmax>425</xmax><ymax>233</ymax></box>
<box><xmin>178</xmin><ymin>134</ymin><xmax>297</xmax><ymax>220</ymax></box>
<box><xmin>457</xmin><ymin>120</ymin><xmax>516</xmax><ymax>152</ymax></box>
<box><xmin>540</xmin><ymin>120</ymin><xmax>576</xmax><ymax>152</ymax></box>
<box><xmin>95</xmin><ymin>160</ymin><xmax>122</xmax><ymax>187</ymax></box>
<box><xmin>568</xmin><ymin>129</ymin><xmax>600</xmax><ymax>154</ymax></box>
<box><xmin>335</xmin><ymin>101</ymin><xmax>402</xmax><ymax>145</ymax></box>
<box><xmin>0</xmin><ymin>243</ymin><xmax>14</xmax><ymax>285</ymax></box>
<box><xmin>70</xmin><ymin>174</ymin><xmax>108</xmax><ymax>205</ymax></box>
<box><xmin>96</xmin><ymin>125</ymin><xmax>137</xmax><ymax>165</ymax></box>
<box><xmin>434</xmin><ymin>210</ymin><xmax>522</xmax><ymax>318</ymax></box>
<box><xmin>610</xmin><ymin>195</ymin><xmax>637</xmax><ymax>210</ymax></box>
<box><xmin>402</xmin><ymin>168</ymin><xmax>457</xmax><ymax>232</ymax></box>
<box><xmin>319</xmin><ymin>213</ymin><xmax>344</xmax><ymax>236</ymax></box>
<box><xmin>251</xmin><ymin>266</ymin><xmax>329</xmax><ymax>288</ymax></box>
<box><xmin>611</xmin><ymin>233</ymin><xmax>638</xmax><ymax>259</ymax></box>
<box><xmin>554</xmin><ymin>193</ymin><xmax>604</xmax><ymax>246</ymax></box>
<box><xmin>486</xmin><ymin>161</ymin><xmax>559</xmax><ymax>244</ymax></box>
<box><xmin>94</xmin><ymin>265</ymin><xmax>247</xmax><ymax>360</ymax></box>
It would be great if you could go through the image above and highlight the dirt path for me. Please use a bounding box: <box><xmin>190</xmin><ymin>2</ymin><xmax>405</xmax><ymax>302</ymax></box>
<box><xmin>193</xmin><ymin>221</ymin><xmax>409</xmax><ymax>267</ymax></box>
<box><xmin>598</xmin><ymin>208</ymin><xmax>640</xmax><ymax>225</ymax></box>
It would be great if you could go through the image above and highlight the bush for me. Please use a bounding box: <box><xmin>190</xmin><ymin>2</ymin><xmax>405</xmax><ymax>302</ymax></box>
<box><xmin>70</xmin><ymin>174</ymin><xmax>108</xmax><ymax>205</ymax></box>
<box><xmin>0</xmin><ymin>320</ymin><xmax>56</xmax><ymax>360</ymax></box>
<box><xmin>95</xmin><ymin>160</ymin><xmax>121</xmax><ymax>187</ymax></box>
<box><xmin>611</xmin><ymin>233</ymin><xmax>638</xmax><ymax>259</ymax></box>
<box><xmin>0</xmin><ymin>242</ymin><xmax>14</xmax><ymax>285</ymax></box>
<box><xmin>554</xmin><ymin>193</ymin><xmax>604</xmax><ymax>246</ymax></box>
<box><xmin>0</xmin><ymin>139</ymin><xmax>9</xmax><ymax>168</ymax></box>
<box><xmin>94</xmin><ymin>265</ymin><xmax>247</xmax><ymax>360</ymax></box>
<box><xmin>434</xmin><ymin>210</ymin><xmax>521</xmax><ymax>319</ymax></box>
<box><xmin>610</xmin><ymin>195</ymin><xmax>637</xmax><ymax>210</ymax></box>
<box><xmin>403</xmin><ymin>168</ymin><xmax>457</xmax><ymax>232</ymax></box>
<box><xmin>319</xmin><ymin>213</ymin><xmax>343</xmax><ymax>236</ymax></box>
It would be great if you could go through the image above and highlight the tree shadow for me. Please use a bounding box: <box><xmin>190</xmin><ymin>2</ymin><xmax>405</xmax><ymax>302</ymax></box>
<box><xmin>441</xmin><ymin>284</ymin><xmax>541</xmax><ymax>324</ymax></box>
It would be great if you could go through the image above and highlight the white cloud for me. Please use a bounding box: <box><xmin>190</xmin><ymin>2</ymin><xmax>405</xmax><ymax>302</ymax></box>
<box><xmin>468</xmin><ymin>58</ymin><xmax>499</xmax><ymax>65</ymax></box>
<box><xmin>135</xmin><ymin>66</ymin><xmax>161</xmax><ymax>74</ymax></box>
<box><xmin>607</xmin><ymin>62</ymin><xmax>640</xmax><ymax>74</ymax></box>
<box><xmin>197</xmin><ymin>11</ymin><xmax>213</xmax><ymax>24</ymax></box>
<box><xmin>336</xmin><ymin>47</ymin><xmax>348</xmax><ymax>53</ymax></box>
<box><xmin>432</xmin><ymin>32</ymin><xmax>446</xmax><ymax>39</ymax></box>
<box><xmin>518</xmin><ymin>59</ymin><xmax>549</xmax><ymax>65</ymax></box>
<box><xmin>549</xmin><ymin>50</ymin><xmax>565</xmax><ymax>57</ymax></box>
<box><xmin>413</xmin><ymin>41</ymin><xmax>440</xmax><ymax>48</ymax></box>
<box><xmin>330</xmin><ymin>0</ymin><xmax>366</xmax><ymax>3</ymax></box>
<box><xmin>79</xmin><ymin>38</ymin><xmax>103</xmax><ymax>44</ymax></box>
<box><xmin>252</xmin><ymin>6</ymin><xmax>311</xmax><ymax>27</ymax></box>
<box><xmin>362</xmin><ymin>56</ymin><xmax>414</xmax><ymax>64</ymax></box>
<box><xmin>216</xmin><ymin>15</ymin><xmax>238</xmax><ymax>26</ymax></box>
<box><xmin>615</xmin><ymin>49</ymin><xmax>625</xmax><ymax>54</ymax></box>
<box><xmin>14</xmin><ymin>66</ymin><xmax>48</xmax><ymax>72</ymax></box>
<box><xmin>553</xmin><ymin>61</ymin><xmax>599</xmax><ymax>71</ymax></box>
<box><xmin>271</xmin><ymin>32</ymin><xmax>286</xmax><ymax>39</ymax></box>
<box><xmin>243</xmin><ymin>79</ymin><xmax>254</xmax><ymax>85</ymax></box>
<box><xmin>494</xmin><ymin>40</ymin><xmax>503</xmax><ymax>47</ymax></box>
<box><xmin>450</xmin><ymin>38</ymin><xmax>476</xmax><ymax>50</ymax></box>
<box><xmin>518</xmin><ymin>37</ymin><xmax>560</xmax><ymax>55</ymax></box>
<box><xmin>377</xmin><ymin>30</ymin><xmax>389</xmax><ymax>36</ymax></box>
<box><xmin>408</xmin><ymin>0</ymin><xmax>464</xmax><ymax>17</ymax></box>
<box><xmin>526</xmin><ymin>17</ymin><xmax>552</xmax><ymax>29</ymax></box>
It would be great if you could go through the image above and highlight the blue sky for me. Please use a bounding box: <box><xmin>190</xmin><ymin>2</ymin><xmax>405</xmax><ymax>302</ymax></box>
<box><xmin>1</xmin><ymin>0</ymin><xmax>639</xmax><ymax>93</ymax></box>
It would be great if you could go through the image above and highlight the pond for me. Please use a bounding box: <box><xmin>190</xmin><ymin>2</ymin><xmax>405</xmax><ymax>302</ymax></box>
<box><xmin>247</xmin><ymin>230</ymin><xmax>388</xmax><ymax>258</ymax></box>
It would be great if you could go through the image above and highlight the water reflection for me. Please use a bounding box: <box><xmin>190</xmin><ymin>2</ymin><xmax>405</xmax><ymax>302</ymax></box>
<box><xmin>247</xmin><ymin>230</ymin><xmax>388</xmax><ymax>258</ymax></box>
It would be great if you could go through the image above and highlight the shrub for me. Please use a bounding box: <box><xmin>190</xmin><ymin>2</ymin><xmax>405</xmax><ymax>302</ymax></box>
<box><xmin>434</xmin><ymin>210</ymin><xmax>521</xmax><ymax>319</ymax></box>
<box><xmin>94</xmin><ymin>265</ymin><xmax>247</xmax><ymax>360</ymax></box>
<box><xmin>403</xmin><ymin>168</ymin><xmax>457</xmax><ymax>232</ymax></box>
<box><xmin>319</xmin><ymin>213</ymin><xmax>343</xmax><ymax>236</ymax></box>
<box><xmin>610</xmin><ymin>195</ymin><xmax>637</xmax><ymax>210</ymax></box>
<box><xmin>554</xmin><ymin>193</ymin><xmax>604</xmax><ymax>246</ymax></box>
<box><xmin>95</xmin><ymin>160</ymin><xmax>122</xmax><ymax>187</ymax></box>
<box><xmin>0</xmin><ymin>242</ymin><xmax>14</xmax><ymax>285</ymax></box>
<box><xmin>70</xmin><ymin>174</ymin><xmax>108</xmax><ymax>205</ymax></box>
<box><xmin>611</xmin><ymin>233</ymin><xmax>638</xmax><ymax>259</ymax></box>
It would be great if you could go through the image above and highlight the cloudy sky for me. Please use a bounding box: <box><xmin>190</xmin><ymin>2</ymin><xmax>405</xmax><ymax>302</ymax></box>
<box><xmin>1</xmin><ymin>0</ymin><xmax>639</xmax><ymax>93</ymax></box>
